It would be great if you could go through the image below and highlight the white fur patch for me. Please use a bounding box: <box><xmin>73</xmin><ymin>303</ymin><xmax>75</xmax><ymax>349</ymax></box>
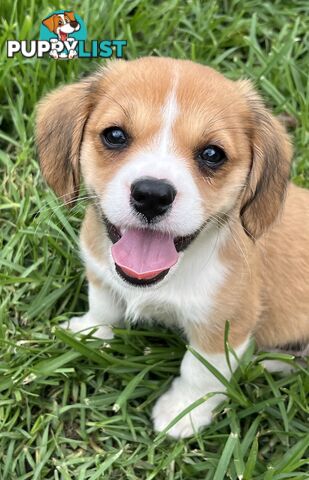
<box><xmin>80</xmin><ymin>222</ymin><xmax>227</xmax><ymax>326</ymax></box>
<box><xmin>62</xmin><ymin>281</ymin><xmax>124</xmax><ymax>339</ymax></box>
<box><xmin>157</xmin><ymin>82</ymin><xmax>179</xmax><ymax>157</ymax></box>
<box><xmin>152</xmin><ymin>339</ymin><xmax>249</xmax><ymax>438</ymax></box>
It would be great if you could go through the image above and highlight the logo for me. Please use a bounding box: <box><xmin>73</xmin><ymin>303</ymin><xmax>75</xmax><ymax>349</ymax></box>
<box><xmin>40</xmin><ymin>11</ymin><xmax>86</xmax><ymax>59</ymax></box>
<box><xmin>7</xmin><ymin>10</ymin><xmax>127</xmax><ymax>59</ymax></box>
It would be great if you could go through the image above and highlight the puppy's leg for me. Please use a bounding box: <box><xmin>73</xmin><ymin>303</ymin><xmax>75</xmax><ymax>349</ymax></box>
<box><xmin>68</xmin><ymin>50</ymin><xmax>77</xmax><ymax>59</ymax></box>
<box><xmin>50</xmin><ymin>49</ymin><xmax>59</xmax><ymax>59</ymax></box>
<box><xmin>152</xmin><ymin>332</ymin><xmax>249</xmax><ymax>438</ymax></box>
<box><xmin>62</xmin><ymin>281</ymin><xmax>123</xmax><ymax>339</ymax></box>
<box><xmin>259</xmin><ymin>343</ymin><xmax>309</xmax><ymax>373</ymax></box>
<box><xmin>261</xmin><ymin>359</ymin><xmax>295</xmax><ymax>373</ymax></box>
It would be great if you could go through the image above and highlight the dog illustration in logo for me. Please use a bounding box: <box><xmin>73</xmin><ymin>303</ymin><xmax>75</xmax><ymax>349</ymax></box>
<box><xmin>42</xmin><ymin>11</ymin><xmax>80</xmax><ymax>59</ymax></box>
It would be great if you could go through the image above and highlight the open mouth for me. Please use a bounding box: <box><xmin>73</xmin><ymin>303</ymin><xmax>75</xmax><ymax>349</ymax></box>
<box><xmin>103</xmin><ymin>216</ymin><xmax>200</xmax><ymax>287</ymax></box>
<box><xmin>59</xmin><ymin>30</ymin><xmax>68</xmax><ymax>42</ymax></box>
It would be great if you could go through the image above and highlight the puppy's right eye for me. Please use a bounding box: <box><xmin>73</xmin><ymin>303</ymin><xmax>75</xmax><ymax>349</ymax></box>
<box><xmin>100</xmin><ymin>127</ymin><xmax>128</xmax><ymax>149</ymax></box>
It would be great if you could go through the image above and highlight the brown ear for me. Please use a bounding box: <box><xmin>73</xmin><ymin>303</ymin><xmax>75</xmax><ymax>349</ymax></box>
<box><xmin>42</xmin><ymin>15</ymin><xmax>56</xmax><ymax>32</ymax></box>
<box><xmin>36</xmin><ymin>79</ymin><xmax>96</xmax><ymax>204</ymax></box>
<box><xmin>238</xmin><ymin>80</ymin><xmax>292</xmax><ymax>239</ymax></box>
<box><xmin>65</xmin><ymin>11</ymin><xmax>75</xmax><ymax>22</ymax></box>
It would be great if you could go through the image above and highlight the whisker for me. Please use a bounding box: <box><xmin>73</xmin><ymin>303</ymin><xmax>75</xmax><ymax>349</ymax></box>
<box><xmin>200</xmin><ymin>207</ymin><xmax>252</xmax><ymax>274</ymax></box>
<box><xmin>33</xmin><ymin>186</ymin><xmax>90</xmax><ymax>216</ymax></box>
<box><xmin>35</xmin><ymin>194</ymin><xmax>99</xmax><ymax>216</ymax></box>
<box><xmin>33</xmin><ymin>194</ymin><xmax>100</xmax><ymax>236</ymax></box>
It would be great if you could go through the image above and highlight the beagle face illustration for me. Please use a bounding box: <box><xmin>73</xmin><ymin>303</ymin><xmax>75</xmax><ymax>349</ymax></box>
<box><xmin>42</xmin><ymin>11</ymin><xmax>80</xmax><ymax>42</ymax></box>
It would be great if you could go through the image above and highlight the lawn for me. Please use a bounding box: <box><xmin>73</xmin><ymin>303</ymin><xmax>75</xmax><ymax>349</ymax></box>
<box><xmin>0</xmin><ymin>0</ymin><xmax>308</xmax><ymax>478</ymax></box>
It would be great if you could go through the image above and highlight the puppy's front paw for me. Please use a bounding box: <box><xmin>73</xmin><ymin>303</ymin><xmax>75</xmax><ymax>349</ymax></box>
<box><xmin>50</xmin><ymin>49</ymin><xmax>58</xmax><ymax>59</ymax></box>
<box><xmin>152</xmin><ymin>377</ymin><xmax>213</xmax><ymax>438</ymax></box>
<box><xmin>61</xmin><ymin>314</ymin><xmax>114</xmax><ymax>339</ymax></box>
<box><xmin>261</xmin><ymin>359</ymin><xmax>295</xmax><ymax>373</ymax></box>
<box><xmin>68</xmin><ymin>50</ymin><xmax>77</xmax><ymax>59</ymax></box>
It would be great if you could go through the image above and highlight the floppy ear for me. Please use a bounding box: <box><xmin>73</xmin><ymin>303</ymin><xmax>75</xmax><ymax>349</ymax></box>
<box><xmin>238</xmin><ymin>80</ymin><xmax>292</xmax><ymax>239</ymax></box>
<box><xmin>65</xmin><ymin>11</ymin><xmax>76</xmax><ymax>22</ymax></box>
<box><xmin>42</xmin><ymin>15</ymin><xmax>56</xmax><ymax>33</ymax></box>
<box><xmin>36</xmin><ymin>79</ymin><xmax>96</xmax><ymax>204</ymax></box>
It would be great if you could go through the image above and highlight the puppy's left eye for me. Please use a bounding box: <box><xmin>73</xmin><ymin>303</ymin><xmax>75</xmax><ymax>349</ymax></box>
<box><xmin>101</xmin><ymin>127</ymin><xmax>128</xmax><ymax>149</ymax></box>
<box><xmin>198</xmin><ymin>145</ymin><xmax>226</xmax><ymax>170</ymax></box>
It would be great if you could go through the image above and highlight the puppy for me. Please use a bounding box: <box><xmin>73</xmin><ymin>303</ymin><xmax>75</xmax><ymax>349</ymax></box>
<box><xmin>36</xmin><ymin>57</ymin><xmax>309</xmax><ymax>438</ymax></box>
<box><xmin>42</xmin><ymin>11</ymin><xmax>80</xmax><ymax>59</ymax></box>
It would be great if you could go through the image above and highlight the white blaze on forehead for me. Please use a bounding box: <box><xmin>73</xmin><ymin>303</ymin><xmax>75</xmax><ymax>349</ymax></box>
<box><xmin>99</xmin><ymin>70</ymin><xmax>205</xmax><ymax>237</ymax></box>
<box><xmin>157</xmin><ymin>78</ymin><xmax>179</xmax><ymax>156</ymax></box>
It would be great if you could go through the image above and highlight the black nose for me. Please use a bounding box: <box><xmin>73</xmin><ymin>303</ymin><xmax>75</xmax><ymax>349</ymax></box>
<box><xmin>130</xmin><ymin>177</ymin><xmax>177</xmax><ymax>222</ymax></box>
<box><xmin>70</xmin><ymin>21</ymin><xmax>78</xmax><ymax>28</ymax></box>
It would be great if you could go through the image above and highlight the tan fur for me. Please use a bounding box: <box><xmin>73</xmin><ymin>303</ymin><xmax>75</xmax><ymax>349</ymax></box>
<box><xmin>81</xmin><ymin>207</ymin><xmax>109</xmax><ymax>288</ymax></box>
<box><xmin>190</xmin><ymin>183</ymin><xmax>309</xmax><ymax>354</ymax></box>
<box><xmin>65</xmin><ymin>11</ymin><xmax>76</xmax><ymax>23</ymax></box>
<box><xmin>36</xmin><ymin>57</ymin><xmax>309</xmax><ymax>355</ymax></box>
<box><xmin>36</xmin><ymin>78</ymin><xmax>97</xmax><ymax>203</ymax></box>
<box><xmin>42</xmin><ymin>15</ymin><xmax>56</xmax><ymax>33</ymax></box>
<box><xmin>189</xmin><ymin>221</ymin><xmax>261</xmax><ymax>352</ymax></box>
<box><xmin>237</xmin><ymin>80</ymin><xmax>293</xmax><ymax>239</ymax></box>
<box><xmin>42</xmin><ymin>12</ymin><xmax>76</xmax><ymax>34</ymax></box>
<box><xmin>81</xmin><ymin>205</ymin><xmax>109</xmax><ymax>264</ymax></box>
<box><xmin>255</xmin><ymin>184</ymin><xmax>309</xmax><ymax>347</ymax></box>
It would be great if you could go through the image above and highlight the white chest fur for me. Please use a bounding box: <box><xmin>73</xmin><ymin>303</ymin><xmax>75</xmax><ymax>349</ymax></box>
<box><xmin>66</xmin><ymin>225</ymin><xmax>243</xmax><ymax>440</ymax></box>
<box><xmin>81</xmin><ymin>224</ymin><xmax>228</xmax><ymax>328</ymax></box>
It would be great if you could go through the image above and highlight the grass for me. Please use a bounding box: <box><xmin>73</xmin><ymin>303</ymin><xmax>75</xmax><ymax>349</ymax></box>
<box><xmin>0</xmin><ymin>0</ymin><xmax>308</xmax><ymax>478</ymax></box>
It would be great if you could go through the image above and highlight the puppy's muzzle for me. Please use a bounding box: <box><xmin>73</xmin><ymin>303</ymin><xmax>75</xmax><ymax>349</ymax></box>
<box><xmin>130</xmin><ymin>177</ymin><xmax>177</xmax><ymax>222</ymax></box>
<box><xmin>70</xmin><ymin>21</ymin><xmax>79</xmax><ymax>28</ymax></box>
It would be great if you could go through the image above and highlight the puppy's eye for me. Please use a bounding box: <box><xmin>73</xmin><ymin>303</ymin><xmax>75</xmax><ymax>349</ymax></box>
<box><xmin>198</xmin><ymin>145</ymin><xmax>226</xmax><ymax>169</ymax></box>
<box><xmin>101</xmin><ymin>127</ymin><xmax>128</xmax><ymax>149</ymax></box>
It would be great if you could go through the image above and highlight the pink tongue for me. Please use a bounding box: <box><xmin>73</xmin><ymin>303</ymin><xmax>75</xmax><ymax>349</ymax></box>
<box><xmin>60</xmin><ymin>31</ymin><xmax>67</xmax><ymax>41</ymax></box>
<box><xmin>111</xmin><ymin>228</ymin><xmax>179</xmax><ymax>280</ymax></box>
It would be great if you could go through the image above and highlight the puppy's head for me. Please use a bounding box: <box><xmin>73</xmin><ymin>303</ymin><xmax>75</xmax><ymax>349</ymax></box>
<box><xmin>36</xmin><ymin>57</ymin><xmax>292</xmax><ymax>286</ymax></box>
<box><xmin>42</xmin><ymin>11</ymin><xmax>80</xmax><ymax>40</ymax></box>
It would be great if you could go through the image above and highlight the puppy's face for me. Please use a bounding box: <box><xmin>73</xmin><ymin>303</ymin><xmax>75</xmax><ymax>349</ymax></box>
<box><xmin>42</xmin><ymin>12</ymin><xmax>80</xmax><ymax>41</ymax></box>
<box><xmin>37</xmin><ymin>58</ymin><xmax>292</xmax><ymax>286</ymax></box>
